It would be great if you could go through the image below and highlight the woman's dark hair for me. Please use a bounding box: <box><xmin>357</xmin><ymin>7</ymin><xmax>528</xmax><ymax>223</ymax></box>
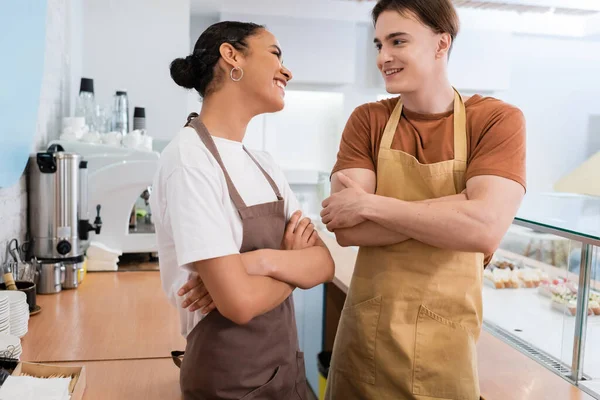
<box><xmin>372</xmin><ymin>0</ymin><xmax>459</xmax><ymax>47</ymax></box>
<box><xmin>170</xmin><ymin>21</ymin><xmax>264</xmax><ymax>97</ymax></box>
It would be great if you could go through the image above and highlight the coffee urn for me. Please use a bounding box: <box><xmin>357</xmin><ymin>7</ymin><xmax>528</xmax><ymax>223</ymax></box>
<box><xmin>29</xmin><ymin>144</ymin><xmax>102</xmax><ymax>292</ymax></box>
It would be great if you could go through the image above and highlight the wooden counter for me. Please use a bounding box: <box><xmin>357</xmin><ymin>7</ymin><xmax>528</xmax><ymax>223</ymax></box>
<box><xmin>50</xmin><ymin>358</ymin><xmax>181</xmax><ymax>400</ymax></box>
<box><xmin>21</xmin><ymin>271</ymin><xmax>185</xmax><ymax>362</ymax></box>
<box><xmin>478</xmin><ymin>332</ymin><xmax>595</xmax><ymax>400</ymax></box>
<box><xmin>18</xmin><ymin>270</ymin><xmax>184</xmax><ymax>399</ymax></box>
<box><xmin>319</xmin><ymin>230</ymin><xmax>596</xmax><ymax>400</ymax></box>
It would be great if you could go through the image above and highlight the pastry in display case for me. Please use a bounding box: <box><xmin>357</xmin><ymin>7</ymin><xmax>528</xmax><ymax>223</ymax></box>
<box><xmin>537</xmin><ymin>278</ymin><xmax>600</xmax><ymax>316</ymax></box>
<box><xmin>484</xmin><ymin>255</ymin><xmax>549</xmax><ymax>289</ymax></box>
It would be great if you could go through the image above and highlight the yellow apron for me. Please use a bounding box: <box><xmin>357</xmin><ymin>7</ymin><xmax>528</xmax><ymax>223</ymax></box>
<box><xmin>325</xmin><ymin>89</ymin><xmax>484</xmax><ymax>400</ymax></box>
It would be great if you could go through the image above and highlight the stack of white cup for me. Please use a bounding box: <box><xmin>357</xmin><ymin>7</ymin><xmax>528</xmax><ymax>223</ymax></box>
<box><xmin>122</xmin><ymin>130</ymin><xmax>152</xmax><ymax>151</ymax></box>
<box><xmin>60</xmin><ymin>117</ymin><xmax>88</xmax><ymax>141</ymax></box>
<box><xmin>102</xmin><ymin>131</ymin><xmax>123</xmax><ymax>147</ymax></box>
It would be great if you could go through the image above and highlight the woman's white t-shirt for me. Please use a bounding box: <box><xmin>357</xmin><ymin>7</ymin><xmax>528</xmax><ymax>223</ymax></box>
<box><xmin>150</xmin><ymin>127</ymin><xmax>301</xmax><ymax>337</ymax></box>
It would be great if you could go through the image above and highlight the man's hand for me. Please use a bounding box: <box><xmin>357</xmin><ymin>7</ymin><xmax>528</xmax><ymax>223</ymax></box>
<box><xmin>281</xmin><ymin>210</ymin><xmax>317</xmax><ymax>250</ymax></box>
<box><xmin>178</xmin><ymin>275</ymin><xmax>216</xmax><ymax>314</ymax></box>
<box><xmin>321</xmin><ymin>173</ymin><xmax>369</xmax><ymax>231</ymax></box>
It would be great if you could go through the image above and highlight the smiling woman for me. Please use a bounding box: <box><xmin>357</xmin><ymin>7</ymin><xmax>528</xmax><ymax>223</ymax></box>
<box><xmin>150</xmin><ymin>20</ymin><xmax>334</xmax><ymax>400</ymax></box>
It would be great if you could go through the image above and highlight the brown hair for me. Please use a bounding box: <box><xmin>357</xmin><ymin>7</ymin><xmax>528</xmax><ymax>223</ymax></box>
<box><xmin>372</xmin><ymin>0</ymin><xmax>460</xmax><ymax>43</ymax></box>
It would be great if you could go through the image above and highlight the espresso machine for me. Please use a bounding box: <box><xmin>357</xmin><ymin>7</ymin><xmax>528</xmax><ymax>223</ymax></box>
<box><xmin>28</xmin><ymin>144</ymin><xmax>102</xmax><ymax>292</ymax></box>
<box><xmin>47</xmin><ymin>139</ymin><xmax>160</xmax><ymax>270</ymax></box>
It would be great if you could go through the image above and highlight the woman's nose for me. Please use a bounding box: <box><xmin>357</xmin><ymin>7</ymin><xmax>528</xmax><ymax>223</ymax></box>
<box><xmin>282</xmin><ymin>65</ymin><xmax>293</xmax><ymax>82</ymax></box>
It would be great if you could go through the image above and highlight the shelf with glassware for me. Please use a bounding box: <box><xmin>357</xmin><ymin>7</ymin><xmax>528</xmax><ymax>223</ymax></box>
<box><xmin>482</xmin><ymin>192</ymin><xmax>600</xmax><ymax>398</ymax></box>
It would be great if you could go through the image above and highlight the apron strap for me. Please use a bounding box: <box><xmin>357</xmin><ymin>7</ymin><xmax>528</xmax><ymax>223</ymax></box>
<box><xmin>185</xmin><ymin>114</ymin><xmax>248</xmax><ymax>210</ymax></box>
<box><xmin>452</xmin><ymin>89</ymin><xmax>468</xmax><ymax>164</ymax></box>
<box><xmin>380</xmin><ymin>97</ymin><xmax>403</xmax><ymax>151</ymax></box>
<box><xmin>171</xmin><ymin>350</ymin><xmax>185</xmax><ymax>369</ymax></box>
<box><xmin>379</xmin><ymin>89</ymin><xmax>468</xmax><ymax>165</ymax></box>
<box><xmin>185</xmin><ymin>112</ymin><xmax>199</xmax><ymax>127</ymax></box>
<box><xmin>242</xmin><ymin>147</ymin><xmax>283</xmax><ymax>200</ymax></box>
<box><xmin>185</xmin><ymin>113</ymin><xmax>283</xmax><ymax>206</ymax></box>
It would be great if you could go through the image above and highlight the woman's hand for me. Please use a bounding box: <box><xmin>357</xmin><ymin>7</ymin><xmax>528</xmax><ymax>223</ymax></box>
<box><xmin>281</xmin><ymin>210</ymin><xmax>317</xmax><ymax>250</ymax></box>
<box><xmin>178</xmin><ymin>274</ymin><xmax>216</xmax><ymax>314</ymax></box>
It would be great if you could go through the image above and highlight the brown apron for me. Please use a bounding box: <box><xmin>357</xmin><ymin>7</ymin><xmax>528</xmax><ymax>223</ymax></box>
<box><xmin>175</xmin><ymin>113</ymin><xmax>308</xmax><ymax>400</ymax></box>
<box><xmin>325</xmin><ymin>90</ymin><xmax>484</xmax><ymax>400</ymax></box>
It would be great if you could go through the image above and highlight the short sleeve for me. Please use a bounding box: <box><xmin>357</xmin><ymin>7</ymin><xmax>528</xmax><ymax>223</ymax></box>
<box><xmin>465</xmin><ymin>107</ymin><xmax>527</xmax><ymax>190</ymax></box>
<box><xmin>282</xmin><ymin>179</ymin><xmax>301</xmax><ymax>221</ymax></box>
<box><xmin>331</xmin><ymin>105</ymin><xmax>375</xmax><ymax>176</ymax></box>
<box><xmin>166</xmin><ymin>164</ymin><xmax>239</xmax><ymax>267</ymax></box>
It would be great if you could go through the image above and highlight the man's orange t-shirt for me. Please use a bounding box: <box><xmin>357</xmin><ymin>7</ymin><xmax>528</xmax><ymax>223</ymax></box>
<box><xmin>332</xmin><ymin>95</ymin><xmax>527</xmax><ymax>265</ymax></box>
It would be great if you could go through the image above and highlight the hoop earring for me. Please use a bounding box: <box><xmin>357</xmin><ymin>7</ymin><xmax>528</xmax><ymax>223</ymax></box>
<box><xmin>230</xmin><ymin>67</ymin><xmax>243</xmax><ymax>82</ymax></box>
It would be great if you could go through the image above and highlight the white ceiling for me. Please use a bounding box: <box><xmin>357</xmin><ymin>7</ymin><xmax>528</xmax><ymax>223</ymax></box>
<box><xmin>454</xmin><ymin>0</ymin><xmax>599</xmax><ymax>15</ymax></box>
<box><xmin>343</xmin><ymin>0</ymin><xmax>600</xmax><ymax>14</ymax></box>
<box><xmin>190</xmin><ymin>0</ymin><xmax>600</xmax><ymax>17</ymax></box>
<box><xmin>189</xmin><ymin>0</ymin><xmax>221</xmax><ymax>15</ymax></box>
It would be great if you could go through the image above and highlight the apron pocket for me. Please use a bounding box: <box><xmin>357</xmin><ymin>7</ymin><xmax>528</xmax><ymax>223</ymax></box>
<box><xmin>240</xmin><ymin>366</ymin><xmax>283</xmax><ymax>400</ymax></box>
<box><xmin>332</xmin><ymin>296</ymin><xmax>381</xmax><ymax>385</ymax></box>
<box><xmin>413</xmin><ymin>305</ymin><xmax>479</xmax><ymax>400</ymax></box>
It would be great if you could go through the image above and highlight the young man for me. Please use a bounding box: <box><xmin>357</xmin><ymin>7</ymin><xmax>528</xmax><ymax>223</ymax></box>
<box><xmin>321</xmin><ymin>1</ymin><xmax>526</xmax><ymax>399</ymax></box>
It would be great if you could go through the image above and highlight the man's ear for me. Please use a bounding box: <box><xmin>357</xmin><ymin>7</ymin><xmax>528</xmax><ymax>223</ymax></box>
<box><xmin>436</xmin><ymin>33</ymin><xmax>452</xmax><ymax>60</ymax></box>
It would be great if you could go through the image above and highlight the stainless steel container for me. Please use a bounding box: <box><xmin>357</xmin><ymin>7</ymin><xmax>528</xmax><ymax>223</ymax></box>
<box><xmin>29</xmin><ymin>146</ymin><xmax>83</xmax><ymax>259</ymax></box>
<box><xmin>112</xmin><ymin>90</ymin><xmax>129</xmax><ymax>135</ymax></box>
<box><xmin>36</xmin><ymin>261</ymin><xmax>65</xmax><ymax>294</ymax></box>
<box><xmin>62</xmin><ymin>261</ymin><xmax>82</xmax><ymax>290</ymax></box>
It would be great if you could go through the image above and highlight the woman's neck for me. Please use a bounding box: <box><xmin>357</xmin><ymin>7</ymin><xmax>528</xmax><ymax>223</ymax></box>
<box><xmin>198</xmin><ymin>89</ymin><xmax>254</xmax><ymax>142</ymax></box>
<box><xmin>400</xmin><ymin>75</ymin><xmax>455</xmax><ymax>115</ymax></box>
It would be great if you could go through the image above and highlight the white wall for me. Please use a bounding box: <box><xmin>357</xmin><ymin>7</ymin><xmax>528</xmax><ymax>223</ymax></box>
<box><xmin>0</xmin><ymin>0</ymin><xmax>76</xmax><ymax>265</ymax></box>
<box><xmin>265</xmin><ymin>91</ymin><xmax>345</xmax><ymax>173</ymax></box>
<box><xmin>190</xmin><ymin>14</ymin><xmax>218</xmax><ymax>51</ymax></box>
<box><xmin>82</xmin><ymin>0</ymin><xmax>190</xmax><ymax>140</ymax></box>
<box><xmin>186</xmin><ymin>14</ymin><xmax>219</xmax><ymax>114</ymax></box>
<box><xmin>499</xmin><ymin>35</ymin><xmax>600</xmax><ymax>192</ymax></box>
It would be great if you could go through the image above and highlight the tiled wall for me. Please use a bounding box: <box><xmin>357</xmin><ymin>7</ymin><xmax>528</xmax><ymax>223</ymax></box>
<box><xmin>0</xmin><ymin>0</ymin><xmax>72</xmax><ymax>265</ymax></box>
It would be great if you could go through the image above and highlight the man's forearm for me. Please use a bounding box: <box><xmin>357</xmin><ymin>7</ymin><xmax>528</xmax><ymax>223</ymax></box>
<box><xmin>254</xmin><ymin>240</ymin><xmax>334</xmax><ymax>290</ymax></box>
<box><xmin>334</xmin><ymin>193</ymin><xmax>466</xmax><ymax>247</ymax></box>
<box><xmin>334</xmin><ymin>221</ymin><xmax>409</xmax><ymax>247</ymax></box>
<box><xmin>363</xmin><ymin>195</ymin><xmax>494</xmax><ymax>253</ymax></box>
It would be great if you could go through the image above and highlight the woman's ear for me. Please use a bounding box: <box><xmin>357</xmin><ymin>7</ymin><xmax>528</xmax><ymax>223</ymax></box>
<box><xmin>219</xmin><ymin>42</ymin><xmax>239</xmax><ymax>67</ymax></box>
<box><xmin>436</xmin><ymin>33</ymin><xmax>452</xmax><ymax>59</ymax></box>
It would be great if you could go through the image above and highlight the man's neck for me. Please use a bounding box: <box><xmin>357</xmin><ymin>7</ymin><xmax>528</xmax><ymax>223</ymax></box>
<box><xmin>400</xmin><ymin>76</ymin><xmax>455</xmax><ymax>115</ymax></box>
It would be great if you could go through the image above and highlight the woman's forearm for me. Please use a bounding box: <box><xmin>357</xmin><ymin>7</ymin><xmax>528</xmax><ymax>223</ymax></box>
<box><xmin>193</xmin><ymin>254</ymin><xmax>295</xmax><ymax>325</ymax></box>
<box><xmin>255</xmin><ymin>239</ymin><xmax>334</xmax><ymax>290</ymax></box>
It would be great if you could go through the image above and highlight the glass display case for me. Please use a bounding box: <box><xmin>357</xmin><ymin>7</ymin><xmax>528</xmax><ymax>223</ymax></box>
<box><xmin>483</xmin><ymin>192</ymin><xmax>600</xmax><ymax>397</ymax></box>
